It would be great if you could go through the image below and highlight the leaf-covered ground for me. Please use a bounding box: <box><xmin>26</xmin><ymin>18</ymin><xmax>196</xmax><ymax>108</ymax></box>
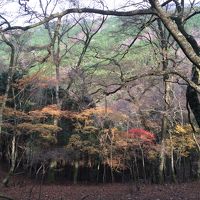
<box><xmin>1</xmin><ymin>177</ymin><xmax>200</xmax><ymax>200</ymax></box>
<box><xmin>0</xmin><ymin>167</ymin><xmax>199</xmax><ymax>200</ymax></box>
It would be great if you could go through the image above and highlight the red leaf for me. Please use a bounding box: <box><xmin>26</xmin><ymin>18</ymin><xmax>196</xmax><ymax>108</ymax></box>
<box><xmin>127</xmin><ymin>128</ymin><xmax>155</xmax><ymax>142</ymax></box>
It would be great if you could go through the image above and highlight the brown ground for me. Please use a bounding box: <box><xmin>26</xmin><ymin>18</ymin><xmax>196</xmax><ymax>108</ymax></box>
<box><xmin>0</xmin><ymin>170</ymin><xmax>200</xmax><ymax>200</ymax></box>
<box><xmin>1</xmin><ymin>181</ymin><xmax>200</xmax><ymax>200</ymax></box>
<box><xmin>1</xmin><ymin>180</ymin><xmax>200</xmax><ymax>200</ymax></box>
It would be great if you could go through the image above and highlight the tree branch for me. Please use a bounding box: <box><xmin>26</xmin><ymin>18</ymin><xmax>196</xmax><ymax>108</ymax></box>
<box><xmin>149</xmin><ymin>0</ymin><xmax>200</xmax><ymax>69</ymax></box>
<box><xmin>2</xmin><ymin>7</ymin><xmax>154</xmax><ymax>32</ymax></box>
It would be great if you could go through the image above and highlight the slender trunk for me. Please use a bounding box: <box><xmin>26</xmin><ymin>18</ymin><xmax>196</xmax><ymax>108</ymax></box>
<box><xmin>169</xmin><ymin>131</ymin><xmax>176</xmax><ymax>182</ymax></box>
<box><xmin>139</xmin><ymin>145</ymin><xmax>146</xmax><ymax>183</ymax></box>
<box><xmin>122</xmin><ymin>150</ymin><xmax>127</xmax><ymax>183</ymax></box>
<box><xmin>2</xmin><ymin>134</ymin><xmax>17</xmax><ymax>186</ymax></box>
<box><xmin>159</xmin><ymin>112</ymin><xmax>169</xmax><ymax>183</ymax></box>
<box><xmin>0</xmin><ymin>35</ymin><xmax>15</xmax><ymax>137</ymax></box>
<box><xmin>73</xmin><ymin>161</ymin><xmax>79</xmax><ymax>184</ymax></box>
<box><xmin>96</xmin><ymin>162</ymin><xmax>100</xmax><ymax>183</ymax></box>
<box><xmin>54</xmin><ymin>34</ymin><xmax>61</xmax><ymax>108</ymax></box>
<box><xmin>54</xmin><ymin>18</ymin><xmax>61</xmax><ymax>106</ymax></box>
<box><xmin>55</xmin><ymin>64</ymin><xmax>60</xmax><ymax>106</ymax></box>
<box><xmin>133</xmin><ymin>153</ymin><xmax>140</xmax><ymax>191</ymax></box>
<box><xmin>110</xmin><ymin>133</ymin><xmax>114</xmax><ymax>183</ymax></box>
<box><xmin>183</xmin><ymin>157</ymin><xmax>186</xmax><ymax>181</ymax></box>
<box><xmin>11</xmin><ymin>134</ymin><xmax>17</xmax><ymax>171</ymax></box>
<box><xmin>159</xmin><ymin>139</ymin><xmax>165</xmax><ymax>183</ymax></box>
<box><xmin>103</xmin><ymin>163</ymin><xmax>106</xmax><ymax>183</ymax></box>
<box><xmin>129</xmin><ymin>163</ymin><xmax>134</xmax><ymax>182</ymax></box>
<box><xmin>0</xmin><ymin>35</ymin><xmax>15</xmax><ymax>186</ymax></box>
<box><xmin>47</xmin><ymin>160</ymin><xmax>57</xmax><ymax>183</ymax></box>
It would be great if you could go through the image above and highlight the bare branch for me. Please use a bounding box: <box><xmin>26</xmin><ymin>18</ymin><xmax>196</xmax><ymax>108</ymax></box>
<box><xmin>2</xmin><ymin>7</ymin><xmax>154</xmax><ymax>32</ymax></box>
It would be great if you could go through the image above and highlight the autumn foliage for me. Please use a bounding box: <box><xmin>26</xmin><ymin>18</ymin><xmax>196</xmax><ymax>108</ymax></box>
<box><xmin>127</xmin><ymin>128</ymin><xmax>156</xmax><ymax>143</ymax></box>
<box><xmin>1</xmin><ymin>71</ymin><xmax>200</xmax><ymax>184</ymax></box>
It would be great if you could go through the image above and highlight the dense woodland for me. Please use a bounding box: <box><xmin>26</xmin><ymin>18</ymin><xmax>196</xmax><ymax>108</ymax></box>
<box><xmin>1</xmin><ymin>0</ymin><xmax>200</xmax><ymax>198</ymax></box>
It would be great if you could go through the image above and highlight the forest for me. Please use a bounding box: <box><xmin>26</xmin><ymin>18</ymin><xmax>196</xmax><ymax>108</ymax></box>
<box><xmin>0</xmin><ymin>0</ymin><xmax>200</xmax><ymax>199</ymax></box>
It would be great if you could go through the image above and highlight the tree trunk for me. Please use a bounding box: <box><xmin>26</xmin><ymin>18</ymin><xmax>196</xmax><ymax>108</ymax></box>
<box><xmin>133</xmin><ymin>153</ymin><xmax>140</xmax><ymax>191</ymax></box>
<box><xmin>47</xmin><ymin>160</ymin><xmax>57</xmax><ymax>183</ymax></box>
<box><xmin>0</xmin><ymin>35</ymin><xmax>15</xmax><ymax>137</ymax></box>
<box><xmin>103</xmin><ymin>163</ymin><xmax>106</xmax><ymax>183</ymax></box>
<box><xmin>2</xmin><ymin>134</ymin><xmax>17</xmax><ymax>187</ymax></box>
<box><xmin>110</xmin><ymin>133</ymin><xmax>115</xmax><ymax>183</ymax></box>
<box><xmin>174</xmin><ymin>16</ymin><xmax>200</xmax><ymax>128</ymax></box>
<box><xmin>186</xmin><ymin>67</ymin><xmax>200</xmax><ymax>127</ymax></box>
<box><xmin>96</xmin><ymin>162</ymin><xmax>100</xmax><ymax>183</ymax></box>
<box><xmin>169</xmin><ymin>131</ymin><xmax>176</xmax><ymax>182</ymax></box>
<box><xmin>73</xmin><ymin>161</ymin><xmax>79</xmax><ymax>184</ymax></box>
<box><xmin>139</xmin><ymin>144</ymin><xmax>146</xmax><ymax>183</ymax></box>
<box><xmin>159</xmin><ymin>139</ymin><xmax>165</xmax><ymax>184</ymax></box>
<box><xmin>157</xmin><ymin>19</ymin><xmax>172</xmax><ymax>184</ymax></box>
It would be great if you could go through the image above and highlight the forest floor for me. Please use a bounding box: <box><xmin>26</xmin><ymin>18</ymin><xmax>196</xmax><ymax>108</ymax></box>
<box><xmin>0</xmin><ymin>169</ymin><xmax>200</xmax><ymax>200</ymax></box>
<box><xmin>1</xmin><ymin>180</ymin><xmax>200</xmax><ymax>200</ymax></box>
